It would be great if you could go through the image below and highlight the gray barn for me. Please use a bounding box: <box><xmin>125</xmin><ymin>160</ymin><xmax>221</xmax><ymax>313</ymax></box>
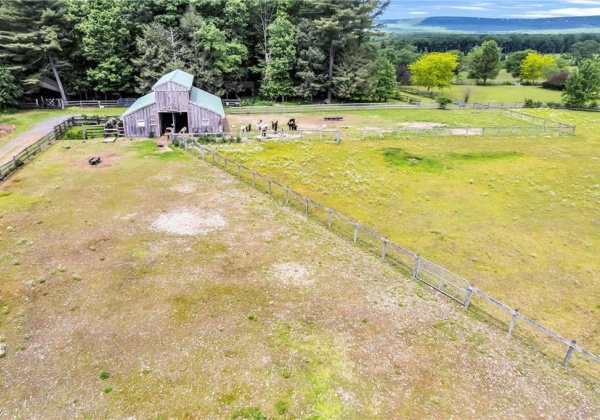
<box><xmin>121</xmin><ymin>69</ymin><xmax>225</xmax><ymax>137</ymax></box>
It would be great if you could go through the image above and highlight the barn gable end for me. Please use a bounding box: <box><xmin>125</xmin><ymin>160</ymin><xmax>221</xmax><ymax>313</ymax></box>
<box><xmin>121</xmin><ymin>69</ymin><xmax>225</xmax><ymax>137</ymax></box>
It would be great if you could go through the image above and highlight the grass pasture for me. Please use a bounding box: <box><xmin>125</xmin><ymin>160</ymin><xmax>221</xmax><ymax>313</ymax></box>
<box><xmin>1</xmin><ymin>139</ymin><xmax>599</xmax><ymax>418</ymax></box>
<box><xmin>217</xmin><ymin>108</ymin><xmax>600</xmax><ymax>361</ymax></box>
<box><xmin>429</xmin><ymin>84</ymin><xmax>563</xmax><ymax>103</ymax></box>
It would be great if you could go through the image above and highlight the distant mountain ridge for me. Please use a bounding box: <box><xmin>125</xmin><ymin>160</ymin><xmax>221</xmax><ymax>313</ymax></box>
<box><xmin>382</xmin><ymin>15</ymin><xmax>600</xmax><ymax>34</ymax></box>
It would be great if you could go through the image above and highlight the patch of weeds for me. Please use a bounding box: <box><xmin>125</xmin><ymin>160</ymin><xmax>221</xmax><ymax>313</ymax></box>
<box><xmin>231</xmin><ymin>407</ymin><xmax>267</xmax><ymax>420</ymax></box>
<box><xmin>382</xmin><ymin>148</ymin><xmax>443</xmax><ymax>173</ymax></box>
<box><xmin>274</xmin><ymin>399</ymin><xmax>289</xmax><ymax>415</ymax></box>
<box><xmin>449</xmin><ymin>151</ymin><xmax>523</xmax><ymax>161</ymax></box>
<box><xmin>432</xmin><ymin>320</ymin><xmax>458</xmax><ymax>341</ymax></box>
<box><xmin>468</xmin><ymin>332</ymin><xmax>487</xmax><ymax>347</ymax></box>
<box><xmin>58</xmin><ymin>265</ymin><xmax>67</xmax><ymax>273</ymax></box>
<box><xmin>103</xmin><ymin>387</ymin><xmax>112</xmax><ymax>394</ymax></box>
<box><xmin>72</xmin><ymin>274</ymin><xmax>82</xmax><ymax>281</ymax></box>
<box><xmin>361</xmin><ymin>318</ymin><xmax>368</xmax><ymax>324</ymax></box>
<box><xmin>246</xmin><ymin>314</ymin><xmax>257</xmax><ymax>321</ymax></box>
<box><xmin>281</xmin><ymin>367</ymin><xmax>292</xmax><ymax>379</ymax></box>
<box><xmin>99</xmin><ymin>371</ymin><xmax>110</xmax><ymax>380</ymax></box>
<box><xmin>128</xmin><ymin>140</ymin><xmax>185</xmax><ymax>161</ymax></box>
<box><xmin>15</xmin><ymin>345</ymin><xmax>25</xmax><ymax>352</ymax></box>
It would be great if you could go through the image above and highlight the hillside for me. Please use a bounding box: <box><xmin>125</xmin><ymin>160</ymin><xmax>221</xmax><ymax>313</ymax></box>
<box><xmin>383</xmin><ymin>15</ymin><xmax>600</xmax><ymax>34</ymax></box>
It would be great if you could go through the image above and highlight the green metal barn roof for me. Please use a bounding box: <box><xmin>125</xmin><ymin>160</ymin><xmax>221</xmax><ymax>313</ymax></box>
<box><xmin>121</xmin><ymin>92</ymin><xmax>155</xmax><ymax>117</ymax></box>
<box><xmin>152</xmin><ymin>69</ymin><xmax>194</xmax><ymax>90</ymax></box>
<box><xmin>190</xmin><ymin>87</ymin><xmax>225</xmax><ymax>116</ymax></box>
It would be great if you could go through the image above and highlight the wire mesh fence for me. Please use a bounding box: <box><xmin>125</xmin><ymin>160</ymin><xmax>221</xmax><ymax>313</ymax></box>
<box><xmin>183</xmin><ymin>138</ymin><xmax>600</xmax><ymax>373</ymax></box>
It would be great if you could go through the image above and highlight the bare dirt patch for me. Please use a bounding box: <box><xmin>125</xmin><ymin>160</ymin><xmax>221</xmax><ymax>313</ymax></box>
<box><xmin>399</xmin><ymin>122</ymin><xmax>447</xmax><ymax>129</ymax></box>
<box><xmin>449</xmin><ymin>127</ymin><xmax>484</xmax><ymax>135</ymax></box>
<box><xmin>150</xmin><ymin>208</ymin><xmax>226</xmax><ymax>235</ymax></box>
<box><xmin>171</xmin><ymin>183</ymin><xmax>197</xmax><ymax>194</ymax></box>
<box><xmin>0</xmin><ymin>124</ymin><xmax>16</xmax><ymax>138</ymax></box>
<box><xmin>270</xmin><ymin>262</ymin><xmax>312</xmax><ymax>286</ymax></box>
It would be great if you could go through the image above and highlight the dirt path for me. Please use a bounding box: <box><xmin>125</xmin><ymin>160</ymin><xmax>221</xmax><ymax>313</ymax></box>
<box><xmin>0</xmin><ymin>115</ymin><xmax>74</xmax><ymax>167</ymax></box>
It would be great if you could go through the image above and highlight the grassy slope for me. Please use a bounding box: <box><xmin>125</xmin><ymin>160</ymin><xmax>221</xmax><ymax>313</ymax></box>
<box><xmin>0</xmin><ymin>108</ymin><xmax>127</xmax><ymax>149</ymax></box>
<box><xmin>217</xmin><ymin>109</ymin><xmax>600</xmax><ymax>358</ymax></box>
<box><xmin>0</xmin><ymin>139</ymin><xmax>599</xmax><ymax>417</ymax></box>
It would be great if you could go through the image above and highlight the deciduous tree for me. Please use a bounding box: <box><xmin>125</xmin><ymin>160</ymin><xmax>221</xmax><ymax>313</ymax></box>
<box><xmin>520</xmin><ymin>52</ymin><xmax>556</xmax><ymax>83</ymax></box>
<box><xmin>260</xmin><ymin>14</ymin><xmax>296</xmax><ymax>101</ymax></box>
<box><xmin>563</xmin><ymin>60</ymin><xmax>600</xmax><ymax>107</ymax></box>
<box><xmin>408</xmin><ymin>52</ymin><xmax>458</xmax><ymax>91</ymax></box>
<box><xmin>467</xmin><ymin>40</ymin><xmax>501</xmax><ymax>85</ymax></box>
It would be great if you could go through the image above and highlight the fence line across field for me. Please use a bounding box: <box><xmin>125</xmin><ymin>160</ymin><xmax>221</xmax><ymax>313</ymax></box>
<box><xmin>179</xmin><ymin>137</ymin><xmax>600</xmax><ymax>371</ymax></box>
<box><xmin>361</xmin><ymin>124</ymin><xmax>573</xmax><ymax>138</ymax></box>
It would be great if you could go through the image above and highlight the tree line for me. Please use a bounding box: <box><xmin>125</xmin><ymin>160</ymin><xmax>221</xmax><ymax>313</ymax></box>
<box><xmin>402</xmin><ymin>40</ymin><xmax>600</xmax><ymax>108</ymax></box>
<box><xmin>394</xmin><ymin>33</ymin><xmax>600</xmax><ymax>55</ymax></box>
<box><xmin>0</xmin><ymin>0</ymin><xmax>399</xmax><ymax>107</ymax></box>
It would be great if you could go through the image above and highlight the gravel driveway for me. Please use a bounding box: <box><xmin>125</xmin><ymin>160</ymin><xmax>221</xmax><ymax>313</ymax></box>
<box><xmin>0</xmin><ymin>115</ymin><xmax>74</xmax><ymax>167</ymax></box>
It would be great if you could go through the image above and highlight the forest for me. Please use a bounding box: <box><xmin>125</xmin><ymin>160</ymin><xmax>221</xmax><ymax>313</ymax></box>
<box><xmin>0</xmin><ymin>0</ymin><xmax>599</xmax><ymax>106</ymax></box>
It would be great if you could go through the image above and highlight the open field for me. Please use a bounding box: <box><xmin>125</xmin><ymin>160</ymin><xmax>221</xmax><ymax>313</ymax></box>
<box><xmin>216</xmin><ymin>109</ymin><xmax>600</xmax><ymax>361</ymax></box>
<box><xmin>0</xmin><ymin>108</ymin><xmax>127</xmax><ymax>150</ymax></box>
<box><xmin>429</xmin><ymin>85</ymin><xmax>563</xmax><ymax>103</ymax></box>
<box><xmin>1</xmin><ymin>139</ymin><xmax>599</xmax><ymax>417</ymax></box>
<box><xmin>228</xmin><ymin>108</ymin><xmax>538</xmax><ymax>133</ymax></box>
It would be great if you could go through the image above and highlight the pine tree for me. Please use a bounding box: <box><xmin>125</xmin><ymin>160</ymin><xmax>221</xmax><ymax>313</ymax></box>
<box><xmin>133</xmin><ymin>23</ymin><xmax>187</xmax><ymax>93</ymax></box>
<box><xmin>0</xmin><ymin>0</ymin><xmax>69</xmax><ymax>100</ymax></box>
<box><xmin>0</xmin><ymin>65</ymin><xmax>23</xmax><ymax>109</ymax></box>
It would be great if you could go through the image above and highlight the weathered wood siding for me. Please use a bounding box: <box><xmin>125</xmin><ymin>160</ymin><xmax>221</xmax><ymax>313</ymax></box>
<box><xmin>154</xmin><ymin>82</ymin><xmax>189</xmax><ymax>112</ymax></box>
<box><xmin>123</xmin><ymin>105</ymin><xmax>158</xmax><ymax>137</ymax></box>
<box><xmin>188</xmin><ymin>103</ymin><xmax>222</xmax><ymax>133</ymax></box>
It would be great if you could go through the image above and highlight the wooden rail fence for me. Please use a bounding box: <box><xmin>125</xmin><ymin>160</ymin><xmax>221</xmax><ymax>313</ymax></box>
<box><xmin>177</xmin><ymin>137</ymin><xmax>600</xmax><ymax>373</ymax></box>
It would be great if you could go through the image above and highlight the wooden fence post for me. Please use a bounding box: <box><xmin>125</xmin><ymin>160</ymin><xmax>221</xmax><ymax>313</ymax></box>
<box><xmin>464</xmin><ymin>284</ymin><xmax>474</xmax><ymax>309</ymax></box>
<box><xmin>305</xmin><ymin>197</ymin><xmax>309</xmax><ymax>215</ymax></box>
<box><xmin>237</xmin><ymin>164</ymin><xmax>241</xmax><ymax>178</ymax></box>
<box><xmin>285</xmin><ymin>188</ymin><xmax>289</xmax><ymax>204</ymax></box>
<box><xmin>353</xmin><ymin>224</ymin><xmax>358</xmax><ymax>242</ymax></box>
<box><xmin>267</xmin><ymin>180</ymin><xmax>272</xmax><ymax>194</ymax></box>
<box><xmin>327</xmin><ymin>210</ymin><xmax>333</xmax><ymax>228</ymax></box>
<box><xmin>563</xmin><ymin>340</ymin><xmax>577</xmax><ymax>367</ymax></box>
<box><xmin>381</xmin><ymin>238</ymin><xmax>387</xmax><ymax>259</ymax></box>
<box><xmin>508</xmin><ymin>309</ymin><xmax>519</xmax><ymax>336</ymax></box>
<box><xmin>413</xmin><ymin>255</ymin><xmax>420</xmax><ymax>278</ymax></box>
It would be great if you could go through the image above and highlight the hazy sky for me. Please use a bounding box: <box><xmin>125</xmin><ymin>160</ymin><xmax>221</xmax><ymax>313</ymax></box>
<box><xmin>383</xmin><ymin>0</ymin><xmax>600</xmax><ymax>19</ymax></box>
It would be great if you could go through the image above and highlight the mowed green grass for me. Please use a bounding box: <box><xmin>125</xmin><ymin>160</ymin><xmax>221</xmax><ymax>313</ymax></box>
<box><xmin>3</xmin><ymin>139</ymin><xmax>599</xmax><ymax>417</ymax></box>
<box><xmin>217</xmin><ymin>109</ymin><xmax>600</xmax><ymax>355</ymax></box>
<box><xmin>0</xmin><ymin>107</ymin><xmax>127</xmax><ymax>149</ymax></box>
<box><xmin>431</xmin><ymin>84</ymin><xmax>563</xmax><ymax>103</ymax></box>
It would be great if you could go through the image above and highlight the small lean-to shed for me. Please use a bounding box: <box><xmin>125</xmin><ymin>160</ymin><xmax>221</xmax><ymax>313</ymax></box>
<box><xmin>121</xmin><ymin>69</ymin><xmax>225</xmax><ymax>137</ymax></box>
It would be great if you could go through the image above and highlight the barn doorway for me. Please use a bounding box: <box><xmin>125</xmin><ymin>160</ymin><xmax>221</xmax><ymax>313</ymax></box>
<box><xmin>159</xmin><ymin>112</ymin><xmax>188</xmax><ymax>136</ymax></box>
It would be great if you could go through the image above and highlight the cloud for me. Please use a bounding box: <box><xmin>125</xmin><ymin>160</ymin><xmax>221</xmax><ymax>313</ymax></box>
<box><xmin>565</xmin><ymin>0</ymin><xmax>600</xmax><ymax>4</ymax></box>
<box><xmin>519</xmin><ymin>7</ymin><xmax>600</xmax><ymax>17</ymax></box>
<box><xmin>449</xmin><ymin>6</ymin><xmax>488</xmax><ymax>10</ymax></box>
